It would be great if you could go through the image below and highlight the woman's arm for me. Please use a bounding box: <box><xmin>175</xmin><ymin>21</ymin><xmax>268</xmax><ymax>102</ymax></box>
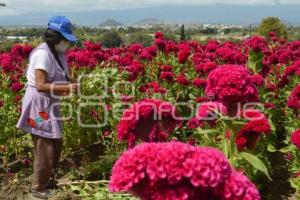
<box><xmin>35</xmin><ymin>69</ymin><xmax>78</xmax><ymax>95</ymax></box>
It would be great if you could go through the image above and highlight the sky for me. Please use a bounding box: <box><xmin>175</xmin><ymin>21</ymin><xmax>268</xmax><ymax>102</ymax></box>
<box><xmin>1</xmin><ymin>0</ymin><xmax>300</xmax><ymax>16</ymax></box>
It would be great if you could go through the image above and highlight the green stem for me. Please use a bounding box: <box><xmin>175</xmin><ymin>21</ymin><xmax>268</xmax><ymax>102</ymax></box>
<box><xmin>229</xmin><ymin>130</ymin><xmax>235</xmax><ymax>165</ymax></box>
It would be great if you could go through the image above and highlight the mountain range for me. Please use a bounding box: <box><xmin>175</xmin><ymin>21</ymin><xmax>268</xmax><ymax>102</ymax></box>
<box><xmin>0</xmin><ymin>4</ymin><xmax>299</xmax><ymax>26</ymax></box>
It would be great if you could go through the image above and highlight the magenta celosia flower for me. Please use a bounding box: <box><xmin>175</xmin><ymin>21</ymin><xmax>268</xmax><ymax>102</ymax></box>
<box><xmin>244</xmin><ymin>36</ymin><xmax>267</xmax><ymax>52</ymax></box>
<box><xmin>291</xmin><ymin>130</ymin><xmax>300</xmax><ymax>150</ymax></box>
<box><xmin>264</xmin><ymin>102</ymin><xmax>276</xmax><ymax>109</ymax></box>
<box><xmin>268</xmin><ymin>32</ymin><xmax>277</xmax><ymax>38</ymax></box>
<box><xmin>194</xmin><ymin>62</ymin><xmax>218</xmax><ymax>74</ymax></box>
<box><xmin>109</xmin><ymin>142</ymin><xmax>260</xmax><ymax>200</ymax></box>
<box><xmin>11</xmin><ymin>44</ymin><xmax>33</xmax><ymax>59</ymax></box>
<box><xmin>187</xmin><ymin>102</ymin><xmax>227</xmax><ymax>129</ymax></box>
<box><xmin>287</xmin><ymin>84</ymin><xmax>300</xmax><ymax>110</ymax></box>
<box><xmin>67</xmin><ymin>50</ymin><xmax>97</xmax><ymax>68</ymax></box>
<box><xmin>250</xmin><ymin>74</ymin><xmax>265</xmax><ymax>87</ymax></box>
<box><xmin>0</xmin><ymin>53</ymin><xmax>15</xmax><ymax>73</ymax></box>
<box><xmin>160</xmin><ymin>65</ymin><xmax>173</xmax><ymax>71</ymax></box>
<box><xmin>206</xmin><ymin>40</ymin><xmax>219</xmax><ymax>52</ymax></box>
<box><xmin>128</xmin><ymin>43</ymin><xmax>143</xmax><ymax>54</ymax></box>
<box><xmin>11</xmin><ymin>82</ymin><xmax>24</xmax><ymax>92</ymax></box>
<box><xmin>117</xmin><ymin>99</ymin><xmax>181</xmax><ymax>147</ymax></box>
<box><xmin>205</xmin><ymin>65</ymin><xmax>259</xmax><ymax>113</ymax></box>
<box><xmin>124</xmin><ymin>61</ymin><xmax>145</xmax><ymax>81</ymax></box>
<box><xmin>222</xmin><ymin>171</ymin><xmax>261</xmax><ymax>200</ymax></box>
<box><xmin>178</xmin><ymin>43</ymin><xmax>191</xmax><ymax>64</ymax></box>
<box><xmin>83</xmin><ymin>41</ymin><xmax>101</xmax><ymax>51</ymax></box>
<box><xmin>120</xmin><ymin>95</ymin><xmax>133</xmax><ymax>103</ymax></box>
<box><xmin>235</xmin><ymin>109</ymin><xmax>271</xmax><ymax>151</ymax></box>
<box><xmin>197</xmin><ymin>102</ymin><xmax>228</xmax><ymax>120</ymax></box>
<box><xmin>155</xmin><ymin>32</ymin><xmax>164</xmax><ymax>39</ymax></box>
<box><xmin>192</xmin><ymin>78</ymin><xmax>206</xmax><ymax>88</ymax></box>
<box><xmin>139</xmin><ymin>46</ymin><xmax>157</xmax><ymax>61</ymax></box>
<box><xmin>176</xmin><ymin>73</ymin><xmax>189</xmax><ymax>85</ymax></box>
<box><xmin>139</xmin><ymin>82</ymin><xmax>167</xmax><ymax>94</ymax></box>
<box><xmin>165</xmin><ymin>41</ymin><xmax>178</xmax><ymax>54</ymax></box>
<box><xmin>279</xmin><ymin>61</ymin><xmax>300</xmax><ymax>87</ymax></box>
<box><xmin>89</xmin><ymin>109</ymin><xmax>99</xmax><ymax>119</ymax></box>
<box><xmin>160</xmin><ymin>71</ymin><xmax>174</xmax><ymax>82</ymax></box>
<box><xmin>154</xmin><ymin>38</ymin><xmax>166</xmax><ymax>51</ymax></box>
<box><xmin>14</xmin><ymin>95</ymin><xmax>22</xmax><ymax>104</ymax></box>
<box><xmin>195</xmin><ymin>97</ymin><xmax>209</xmax><ymax>103</ymax></box>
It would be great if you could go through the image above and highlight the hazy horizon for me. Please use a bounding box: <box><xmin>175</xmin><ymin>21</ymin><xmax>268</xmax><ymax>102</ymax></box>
<box><xmin>0</xmin><ymin>1</ymin><xmax>299</xmax><ymax>26</ymax></box>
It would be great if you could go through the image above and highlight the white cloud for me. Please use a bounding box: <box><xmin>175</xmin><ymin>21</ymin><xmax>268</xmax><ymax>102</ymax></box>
<box><xmin>0</xmin><ymin>0</ymin><xmax>299</xmax><ymax>16</ymax></box>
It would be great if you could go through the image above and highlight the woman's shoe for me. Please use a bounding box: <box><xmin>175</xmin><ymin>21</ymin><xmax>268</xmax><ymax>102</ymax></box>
<box><xmin>30</xmin><ymin>188</ymin><xmax>54</xmax><ymax>199</ymax></box>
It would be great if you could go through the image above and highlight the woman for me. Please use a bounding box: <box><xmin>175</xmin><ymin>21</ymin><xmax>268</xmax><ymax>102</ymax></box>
<box><xmin>16</xmin><ymin>16</ymin><xmax>79</xmax><ymax>199</ymax></box>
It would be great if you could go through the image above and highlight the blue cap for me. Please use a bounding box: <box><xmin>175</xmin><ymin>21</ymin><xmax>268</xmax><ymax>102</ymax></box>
<box><xmin>48</xmin><ymin>16</ymin><xmax>77</xmax><ymax>42</ymax></box>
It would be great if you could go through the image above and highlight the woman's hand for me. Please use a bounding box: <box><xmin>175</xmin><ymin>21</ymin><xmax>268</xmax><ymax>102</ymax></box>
<box><xmin>68</xmin><ymin>83</ymin><xmax>80</xmax><ymax>94</ymax></box>
<box><xmin>35</xmin><ymin>69</ymin><xmax>80</xmax><ymax>96</ymax></box>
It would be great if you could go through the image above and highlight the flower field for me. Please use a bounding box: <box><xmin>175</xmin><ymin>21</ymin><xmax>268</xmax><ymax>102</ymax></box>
<box><xmin>0</xmin><ymin>31</ymin><xmax>300</xmax><ymax>199</ymax></box>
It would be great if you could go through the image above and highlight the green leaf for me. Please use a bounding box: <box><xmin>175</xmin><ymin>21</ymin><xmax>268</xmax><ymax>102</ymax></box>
<box><xmin>70</xmin><ymin>185</ymin><xmax>81</xmax><ymax>192</ymax></box>
<box><xmin>196</xmin><ymin>128</ymin><xmax>221</xmax><ymax>135</ymax></box>
<box><xmin>240</xmin><ymin>152</ymin><xmax>272</xmax><ymax>180</ymax></box>
<box><xmin>267</xmin><ymin>144</ymin><xmax>277</xmax><ymax>152</ymax></box>
<box><xmin>279</xmin><ymin>145</ymin><xmax>295</xmax><ymax>153</ymax></box>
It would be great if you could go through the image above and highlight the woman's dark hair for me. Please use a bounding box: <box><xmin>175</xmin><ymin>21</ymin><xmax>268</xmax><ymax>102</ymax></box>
<box><xmin>44</xmin><ymin>28</ymin><xmax>69</xmax><ymax>80</ymax></box>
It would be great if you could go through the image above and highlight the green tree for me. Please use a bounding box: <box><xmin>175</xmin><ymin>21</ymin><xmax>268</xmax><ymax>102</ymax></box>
<box><xmin>180</xmin><ymin>24</ymin><xmax>186</xmax><ymax>41</ymax></box>
<box><xmin>101</xmin><ymin>31</ymin><xmax>123</xmax><ymax>48</ymax></box>
<box><xmin>128</xmin><ymin>32</ymin><xmax>152</xmax><ymax>47</ymax></box>
<box><xmin>258</xmin><ymin>16</ymin><xmax>288</xmax><ymax>39</ymax></box>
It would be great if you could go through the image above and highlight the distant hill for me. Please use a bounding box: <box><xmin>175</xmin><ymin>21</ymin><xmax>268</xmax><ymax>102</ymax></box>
<box><xmin>99</xmin><ymin>19</ymin><xmax>123</xmax><ymax>27</ymax></box>
<box><xmin>1</xmin><ymin>5</ymin><xmax>300</xmax><ymax>26</ymax></box>
<box><xmin>135</xmin><ymin>18</ymin><xmax>164</xmax><ymax>25</ymax></box>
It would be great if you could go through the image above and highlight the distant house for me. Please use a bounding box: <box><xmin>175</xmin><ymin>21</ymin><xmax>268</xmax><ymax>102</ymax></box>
<box><xmin>6</xmin><ymin>36</ymin><xmax>28</xmax><ymax>42</ymax></box>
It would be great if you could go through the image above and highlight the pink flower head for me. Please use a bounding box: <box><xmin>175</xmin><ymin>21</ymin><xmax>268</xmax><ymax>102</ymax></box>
<box><xmin>83</xmin><ymin>41</ymin><xmax>101</xmax><ymax>51</ymax></box>
<box><xmin>264</xmin><ymin>102</ymin><xmax>276</xmax><ymax>109</ymax></box>
<box><xmin>291</xmin><ymin>129</ymin><xmax>300</xmax><ymax>150</ymax></box>
<box><xmin>187</xmin><ymin>102</ymin><xmax>227</xmax><ymax>129</ymax></box>
<box><xmin>222</xmin><ymin>171</ymin><xmax>261</xmax><ymax>200</ymax></box>
<box><xmin>139</xmin><ymin>82</ymin><xmax>167</xmax><ymax>94</ymax></box>
<box><xmin>287</xmin><ymin>84</ymin><xmax>300</xmax><ymax>110</ymax></box>
<box><xmin>205</xmin><ymin>65</ymin><xmax>259</xmax><ymax>113</ymax></box>
<box><xmin>268</xmin><ymin>31</ymin><xmax>277</xmax><ymax>38</ymax></box>
<box><xmin>160</xmin><ymin>71</ymin><xmax>174</xmax><ymax>82</ymax></box>
<box><xmin>160</xmin><ymin>65</ymin><xmax>173</xmax><ymax>71</ymax></box>
<box><xmin>250</xmin><ymin>74</ymin><xmax>265</xmax><ymax>87</ymax></box>
<box><xmin>155</xmin><ymin>32</ymin><xmax>164</xmax><ymax>39</ymax></box>
<box><xmin>0</xmin><ymin>99</ymin><xmax>4</xmax><ymax>107</ymax></box>
<box><xmin>194</xmin><ymin>62</ymin><xmax>218</xmax><ymax>74</ymax></box>
<box><xmin>117</xmin><ymin>99</ymin><xmax>181</xmax><ymax>147</ymax></box>
<box><xmin>279</xmin><ymin>61</ymin><xmax>300</xmax><ymax>87</ymax></box>
<box><xmin>128</xmin><ymin>43</ymin><xmax>143</xmax><ymax>54</ymax></box>
<box><xmin>154</xmin><ymin>38</ymin><xmax>166</xmax><ymax>51</ymax></box>
<box><xmin>109</xmin><ymin>142</ymin><xmax>260</xmax><ymax>200</ymax></box>
<box><xmin>235</xmin><ymin>109</ymin><xmax>271</xmax><ymax>151</ymax></box>
<box><xmin>178</xmin><ymin>43</ymin><xmax>191</xmax><ymax>64</ymax></box>
<box><xmin>11</xmin><ymin>82</ymin><xmax>24</xmax><ymax>92</ymax></box>
<box><xmin>244</xmin><ymin>36</ymin><xmax>267</xmax><ymax>52</ymax></box>
<box><xmin>176</xmin><ymin>73</ymin><xmax>189</xmax><ymax>85</ymax></box>
<box><xmin>192</xmin><ymin>78</ymin><xmax>207</xmax><ymax>88</ymax></box>
<box><xmin>0</xmin><ymin>53</ymin><xmax>15</xmax><ymax>73</ymax></box>
<box><xmin>124</xmin><ymin>61</ymin><xmax>144</xmax><ymax>81</ymax></box>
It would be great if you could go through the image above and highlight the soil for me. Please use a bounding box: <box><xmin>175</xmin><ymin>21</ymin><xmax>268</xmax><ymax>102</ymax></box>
<box><xmin>0</xmin><ymin>142</ymin><xmax>106</xmax><ymax>200</ymax></box>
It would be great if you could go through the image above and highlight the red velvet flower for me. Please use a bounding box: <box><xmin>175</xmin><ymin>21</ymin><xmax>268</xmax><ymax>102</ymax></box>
<box><xmin>117</xmin><ymin>99</ymin><xmax>181</xmax><ymax>147</ymax></box>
